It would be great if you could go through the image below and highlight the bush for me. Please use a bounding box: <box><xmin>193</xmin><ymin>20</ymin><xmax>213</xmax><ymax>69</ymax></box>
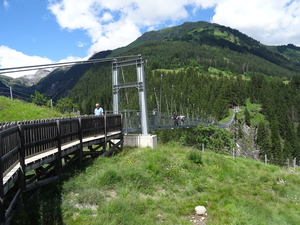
<box><xmin>187</xmin><ymin>150</ymin><xmax>203</xmax><ymax>165</ymax></box>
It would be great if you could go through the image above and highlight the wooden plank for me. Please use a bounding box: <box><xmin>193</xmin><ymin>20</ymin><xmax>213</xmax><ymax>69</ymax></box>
<box><xmin>3</xmin><ymin>130</ymin><xmax>122</xmax><ymax>189</ymax></box>
<box><xmin>3</xmin><ymin>162</ymin><xmax>20</xmax><ymax>185</ymax></box>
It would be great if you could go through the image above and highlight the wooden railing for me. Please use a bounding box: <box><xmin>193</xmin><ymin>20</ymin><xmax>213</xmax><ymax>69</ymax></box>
<box><xmin>0</xmin><ymin>114</ymin><xmax>123</xmax><ymax>224</ymax></box>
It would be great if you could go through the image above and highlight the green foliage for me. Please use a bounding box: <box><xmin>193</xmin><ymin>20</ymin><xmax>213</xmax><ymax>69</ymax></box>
<box><xmin>187</xmin><ymin>150</ymin><xmax>203</xmax><ymax>165</ymax></box>
<box><xmin>151</xmin><ymin>128</ymin><xmax>187</xmax><ymax>144</ymax></box>
<box><xmin>256</xmin><ymin>121</ymin><xmax>267</xmax><ymax>147</ymax></box>
<box><xmin>3</xmin><ymin>21</ymin><xmax>300</xmax><ymax>168</ymax></box>
<box><xmin>30</xmin><ymin>90</ymin><xmax>50</xmax><ymax>106</ymax></box>
<box><xmin>55</xmin><ymin>97</ymin><xmax>79</xmax><ymax>113</ymax></box>
<box><xmin>0</xmin><ymin>96</ymin><xmax>64</xmax><ymax>122</ymax></box>
<box><xmin>11</xmin><ymin>146</ymin><xmax>300</xmax><ymax>225</ymax></box>
<box><xmin>244</xmin><ymin>107</ymin><xmax>251</xmax><ymax>126</ymax></box>
<box><xmin>180</xmin><ymin>124</ymin><xmax>234</xmax><ymax>153</ymax></box>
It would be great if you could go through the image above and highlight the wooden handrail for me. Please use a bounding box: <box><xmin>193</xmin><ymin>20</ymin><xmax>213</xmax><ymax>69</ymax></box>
<box><xmin>0</xmin><ymin>114</ymin><xmax>123</xmax><ymax>224</ymax></box>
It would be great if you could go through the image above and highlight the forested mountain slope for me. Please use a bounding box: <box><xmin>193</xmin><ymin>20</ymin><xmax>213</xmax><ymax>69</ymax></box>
<box><xmin>1</xmin><ymin>20</ymin><xmax>300</xmax><ymax>165</ymax></box>
<box><xmin>66</xmin><ymin>21</ymin><xmax>300</xmax><ymax>164</ymax></box>
<box><xmin>65</xmin><ymin>21</ymin><xmax>300</xmax><ymax>114</ymax></box>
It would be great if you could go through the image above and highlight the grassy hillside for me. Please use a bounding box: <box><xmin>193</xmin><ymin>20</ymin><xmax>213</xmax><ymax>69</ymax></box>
<box><xmin>0</xmin><ymin>96</ymin><xmax>64</xmax><ymax>123</ymax></box>
<box><xmin>12</xmin><ymin>145</ymin><xmax>300</xmax><ymax>225</ymax></box>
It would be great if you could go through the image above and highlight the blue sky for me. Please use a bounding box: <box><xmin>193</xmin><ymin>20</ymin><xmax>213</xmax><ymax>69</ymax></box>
<box><xmin>1</xmin><ymin>0</ymin><xmax>300</xmax><ymax>78</ymax></box>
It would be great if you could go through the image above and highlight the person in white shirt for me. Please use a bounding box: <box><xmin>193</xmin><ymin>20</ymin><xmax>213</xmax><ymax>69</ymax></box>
<box><xmin>179</xmin><ymin>114</ymin><xmax>185</xmax><ymax>125</ymax></box>
<box><xmin>94</xmin><ymin>103</ymin><xmax>103</xmax><ymax>116</ymax></box>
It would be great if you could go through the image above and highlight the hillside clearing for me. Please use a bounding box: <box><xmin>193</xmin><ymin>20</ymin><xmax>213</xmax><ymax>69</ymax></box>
<box><xmin>11</xmin><ymin>145</ymin><xmax>300</xmax><ymax>225</ymax></box>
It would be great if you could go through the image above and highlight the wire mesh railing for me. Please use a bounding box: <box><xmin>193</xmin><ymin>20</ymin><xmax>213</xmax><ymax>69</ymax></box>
<box><xmin>105</xmin><ymin>109</ymin><xmax>236</xmax><ymax>134</ymax></box>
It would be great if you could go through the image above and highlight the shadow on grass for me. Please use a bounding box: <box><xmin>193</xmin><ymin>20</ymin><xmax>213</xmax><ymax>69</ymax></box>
<box><xmin>10</xmin><ymin>155</ymin><xmax>113</xmax><ymax>225</ymax></box>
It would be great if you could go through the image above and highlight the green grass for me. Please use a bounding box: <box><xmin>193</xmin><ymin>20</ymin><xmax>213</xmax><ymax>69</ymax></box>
<box><xmin>4</xmin><ymin>95</ymin><xmax>299</xmax><ymax>224</ymax></box>
<box><xmin>0</xmin><ymin>96</ymin><xmax>65</xmax><ymax>123</ymax></box>
<box><xmin>12</xmin><ymin>145</ymin><xmax>300</xmax><ymax>225</ymax></box>
<box><xmin>234</xmin><ymin>98</ymin><xmax>266</xmax><ymax>126</ymax></box>
<box><xmin>244</xmin><ymin>98</ymin><xmax>265</xmax><ymax>125</ymax></box>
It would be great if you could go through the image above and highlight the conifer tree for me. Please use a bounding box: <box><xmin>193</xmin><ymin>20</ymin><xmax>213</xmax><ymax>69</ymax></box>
<box><xmin>256</xmin><ymin>121</ymin><xmax>266</xmax><ymax>147</ymax></box>
<box><xmin>270</xmin><ymin>122</ymin><xmax>283</xmax><ymax>165</ymax></box>
<box><xmin>244</xmin><ymin>107</ymin><xmax>251</xmax><ymax>126</ymax></box>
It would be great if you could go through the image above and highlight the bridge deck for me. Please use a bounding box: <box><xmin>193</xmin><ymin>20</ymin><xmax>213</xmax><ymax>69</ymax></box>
<box><xmin>3</xmin><ymin>131</ymin><xmax>121</xmax><ymax>190</ymax></box>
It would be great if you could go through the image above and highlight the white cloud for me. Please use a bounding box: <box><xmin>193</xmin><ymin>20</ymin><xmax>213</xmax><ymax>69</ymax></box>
<box><xmin>211</xmin><ymin>0</ymin><xmax>300</xmax><ymax>45</ymax></box>
<box><xmin>47</xmin><ymin>0</ymin><xmax>200</xmax><ymax>55</ymax></box>
<box><xmin>3</xmin><ymin>0</ymin><xmax>9</xmax><ymax>10</ymax></box>
<box><xmin>2</xmin><ymin>0</ymin><xmax>300</xmax><ymax>79</ymax></box>
<box><xmin>0</xmin><ymin>46</ymin><xmax>52</xmax><ymax>78</ymax></box>
<box><xmin>47</xmin><ymin>0</ymin><xmax>300</xmax><ymax>56</ymax></box>
<box><xmin>58</xmin><ymin>55</ymin><xmax>89</xmax><ymax>63</ymax></box>
<box><xmin>0</xmin><ymin>46</ymin><xmax>89</xmax><ymax>78</ymax></box>
<box><xmin>77</xmin><ymin>41</ymin><xmax>86</xmax><ymax>47</ymax></box>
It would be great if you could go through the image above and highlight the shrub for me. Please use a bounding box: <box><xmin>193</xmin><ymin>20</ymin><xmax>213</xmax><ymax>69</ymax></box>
<box><xmin>187</xmin><ymin>150</ymin><xmax>203</xmax><ymax>165</ymax></box>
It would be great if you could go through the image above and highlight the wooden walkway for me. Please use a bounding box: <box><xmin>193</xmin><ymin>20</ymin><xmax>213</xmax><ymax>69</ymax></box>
<box><xmin>0</xmin><ymin>115</ymin><xmax>123</xmax><ymax>225</ymax></box>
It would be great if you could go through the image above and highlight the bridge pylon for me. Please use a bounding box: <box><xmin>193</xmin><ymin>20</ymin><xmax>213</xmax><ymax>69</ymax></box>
<box><xmin>112</xmin><ymin>55</ymin><xmax>149</xmax><ymax>135</ymax></box>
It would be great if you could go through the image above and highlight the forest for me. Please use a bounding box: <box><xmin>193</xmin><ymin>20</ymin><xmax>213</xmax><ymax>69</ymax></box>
<box><xmin>2</xmin><ymin>21</ymin><xmax>300</xmax><ymax>165</ymax></box>
<box><xmin>64</xmin><ymin>22</ymin><xmax>300</xmax><ymax>165</ymax></box>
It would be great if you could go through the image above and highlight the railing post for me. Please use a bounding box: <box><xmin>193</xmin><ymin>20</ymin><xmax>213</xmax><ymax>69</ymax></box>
<box><xmin>78</xmin><ymin>117</ymin><xmax>83</xmax><ymax>166</ymax></box>
<box><xmin>18</xmin><ymin>124</ymin><xmax>26</xmax><ymax>191</ymax></box>
<box><xmin>104</xmin><ymin>114</ymin><xmax>107</xmax><ymax>151</ymax></box>
<box><xmin>265</xmin><ymin>154</ymin><xmax>267</xmax><ymax>165</ymax></box>
<box><xmin>56</xmin><ymin>120</ymin><xmax>62</xmax><ymax>173</ymax></box>
<box><xmin>0</xmin><ymin>133</ymin><xmax>5</xmax><ymax>223</ymax></box>
<box><xmin>124</xmin><ymin>110</ymin><xmax>128</xmax><ymax>135</ymax></box>
<box><xmin>0</xmin><ymin>198</ymin><xmax>4</xmax><ymax>223</ymax></box>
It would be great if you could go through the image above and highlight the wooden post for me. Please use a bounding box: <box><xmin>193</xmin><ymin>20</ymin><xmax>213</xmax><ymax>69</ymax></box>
<box><xmin>18</xmin><ymin>124</ymin><xmax>26</xmax><ymax>192</ymax></box>
<box><xmin>265</xmin><ymin>154</ymin><xmax>267</xmax><ymax>165</ymax></box>
<box><xmin>104</xmin><ymin>114</ymin><xmax>107</xmax><ymax>151</ymax></box>
<box><xmin>0</xmin><ymin>198</ymin><xmax>4</xmax><ymax>223</ymax></box>
<box><xmin>202</xmin><ymin>143</ymin><xmax>204</xmax><ymax>151</ymax></box>
<box><xmin>56</xmin><ymin>120</ymin><xmax>62</xmax><ymax>173</ymax></box>
<box><xmin>287</xmin><ymin>158</ymin><xmax>290</xmax><ymax>169</ymax></box>
<box><xmin>0</xmin><ymin>133</ymin><xmax>5</xmax><ymax>223</ymax></box>
<box><xmin>294</xmin><ymin>157</ymin><xmax>297</xmax><ymax>170</ymax></box>
<box><xmin>78</xmin><ymin>117</ymin><xmax>83</xmax><ymax>166</ymax></box>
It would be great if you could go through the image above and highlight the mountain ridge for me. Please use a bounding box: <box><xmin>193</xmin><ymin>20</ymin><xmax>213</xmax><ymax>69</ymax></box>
<box><xmin>1</xmin><ymin>21</ymin><xmax>300</xmax><ymax>102</ymax></box>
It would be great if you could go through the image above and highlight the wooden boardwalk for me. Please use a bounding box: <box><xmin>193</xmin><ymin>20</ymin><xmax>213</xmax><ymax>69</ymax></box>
<box><xmin>0</xmin><ymin>115</ymin><xmax>123</xmax><ymax>225</ymax></box>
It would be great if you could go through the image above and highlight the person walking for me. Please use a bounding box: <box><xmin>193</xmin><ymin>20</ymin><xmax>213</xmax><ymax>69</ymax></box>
<box><xmin>179</xmin><ymin>114</ymin><xmax>185</xmax><ymax>125</ymax></box>
<box><xmin>94</xmin><ymin>103</ymin><xmax>103</xmax><ymax>116</ymax></box>
<box><xmin>172</xmin><ymin>112</ymin><xmax>178</xmax><ymax>126</ymax></box>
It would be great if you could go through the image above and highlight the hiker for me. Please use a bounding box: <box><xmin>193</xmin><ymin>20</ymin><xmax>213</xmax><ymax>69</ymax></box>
<box><xmin>179</xmin><ymin>114</ymin><xmax>185</xmax><ymax>125</ymax></box>
<box><xmin>94</xmin><ymin>103</ymin><xmax>103</xmax><ymax>116</ymax></box>
<box><xmin>172</xmin><ymin>112</ymin><xmax>178</xmax><ymax>126</ymax></box>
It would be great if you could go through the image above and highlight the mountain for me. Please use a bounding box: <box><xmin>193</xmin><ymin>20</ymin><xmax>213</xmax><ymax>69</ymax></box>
<box><xmin>2</xmin><ymin>21</ymin><xmax>300</xmax><ymax>103</ymax></box>
<box><xmin>23</xmin><ymin>69</ymin><xmax>52</xmax><ymax>85</ymax></box>
<box><xmin>29</xmin><ymin>50</ymin><xmax>113</xmax><ymax>100</ymax></box>
<box><xmin>2</xmin><ymin>21</ymin><xmax>300</xmax><ymax>165</ymax></box>
<box><xmin>65</xmin><ymin>21</ymin><xmax>300</xmax><ymax>112</ymax></box>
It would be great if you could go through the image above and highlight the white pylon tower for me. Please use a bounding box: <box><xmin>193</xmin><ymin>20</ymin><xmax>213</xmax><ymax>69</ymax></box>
<box><xmin>112</xmin><ymin>55</ymin><xmax>149</xmax><ymax>135</ymax></box>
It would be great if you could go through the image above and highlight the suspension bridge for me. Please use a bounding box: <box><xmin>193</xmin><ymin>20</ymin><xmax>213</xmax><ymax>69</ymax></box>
<box><xmin>0</xmin><ymin>54</ymin><xmax>236</xmax><ymax>224</ymax></box>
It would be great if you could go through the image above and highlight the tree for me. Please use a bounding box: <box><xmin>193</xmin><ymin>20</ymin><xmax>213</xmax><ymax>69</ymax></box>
<box><xmin>180</xmin><ymin>124</ymin><xmax>234</xmax><ymax>153</ymax></box>
<box><xmin>244</xmin><ymin>107</ymin><xmax>251</xmax><ymax>126</ymax></box>
<box><xmin>256</xmin><ymin>121</ymin><xmax>267</xmax><ymax>147</ymax></box>
<box><xmin>270</xmin><ymin>122</ymin><xmax>283</xmax><ymax>165</ymax></box>
<box><xmin>30</xmin><ymin>90</ymin><xmax>50</xmax><ymax>106</ymax></box>
<box><xmin>55</xmin><ymin>98</ymin><xmax>79</xmax><ymax>113</ymax></box>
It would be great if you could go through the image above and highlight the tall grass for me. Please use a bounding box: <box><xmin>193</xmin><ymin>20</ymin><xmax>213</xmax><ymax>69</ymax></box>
<box><xmin>11</xmin><ymin>145</ymin><xmax>300</xmax><ymax>225</ymax></box>
<box><xmin>0</xmin><ymin>96</ymin><xmax>64</xmax><ymax>122</ymax></box>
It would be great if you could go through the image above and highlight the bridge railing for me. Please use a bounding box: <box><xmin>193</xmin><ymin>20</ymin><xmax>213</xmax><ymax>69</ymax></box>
<box><xmin>106</xmin><ymin>109</ymin><xmax>236</xmax><ymax>133</ymax></box>
<box><xmin>106</xmin><ymin>110</ymin><xmax>219</xmax><ymax>133</ymax></box>
<box><xmin>1</xmin><ymin>114</ymin><xmax>123</xmax><ymax>224</ymax></box>
<box><xmin>0</xmin><ymin>115</ymin><xmax>122</xmax><ymax>193</ymax></box>
<box><xmin>0</xmin><ymin>125</ymin><xmax>20</xmax><ymax>192</ymax></box>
